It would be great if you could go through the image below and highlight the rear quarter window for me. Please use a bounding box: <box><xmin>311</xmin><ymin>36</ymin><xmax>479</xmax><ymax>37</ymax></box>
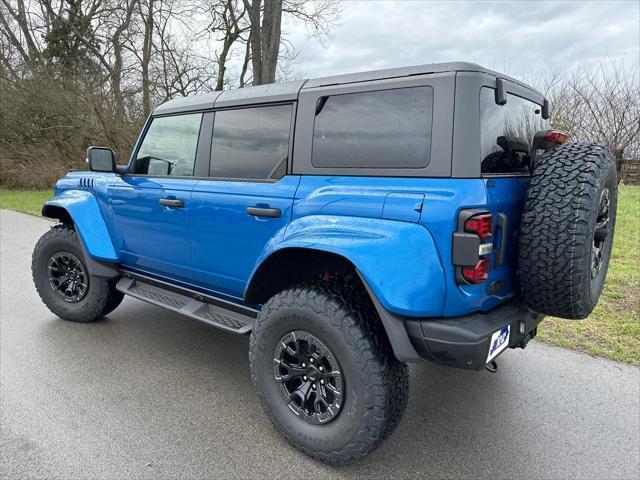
<box><xmin>311</xmin><ymin>86</ymin><xmax>434</xmax><ymax>169</ymax></box>
<box><xmin>480</xmin><ymin>87</ymin><xmax>548</xmax><ymax>175</ymax></box>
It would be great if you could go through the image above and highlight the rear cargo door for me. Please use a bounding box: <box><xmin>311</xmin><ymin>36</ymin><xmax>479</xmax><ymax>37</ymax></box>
<box><xmin>479</xmin><ymin>86</ymin><xmax>548</xmax><ymax>296</ymax></box>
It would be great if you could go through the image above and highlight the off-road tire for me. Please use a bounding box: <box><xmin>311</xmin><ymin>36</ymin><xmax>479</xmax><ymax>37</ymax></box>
<box><xmin>32</xmin><ymin>224</ymin><xmax>122</xmax><ymax>322</ymax></box>
<box><xmin>519</xmin><ymin>142</ymin><xmax>617</xmax><ymax>319</ymax></box>
<box><xmin>249</xmin><ymin>279</ymin><xmax>409</xmax><ymax>465</ymax></box>
<box><xmin>100</xmin><ymin>280</ymin><xmax>125</xmax><ymax>317</ymax></box>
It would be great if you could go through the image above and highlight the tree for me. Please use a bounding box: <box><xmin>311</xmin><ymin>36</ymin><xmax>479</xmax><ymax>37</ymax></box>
<box><xmin>544</xmin><ymin>60</ymin><xmax>640</xmax><ymax>178</ymax></box>
<box><xmin>209</xmin><ymin>0</ymin><xmax>248</xmax><ymax>90</ymax></box>
<box><xmin>139</xmin><ymin>0</ymin><xmax>156</xmax><ymax>116</ymax></box>
<box><xmin>242</xmin><ymin>0</ymin><xmax>279</xmax><ymax>85</ymax></box>
<box><xmin>0</xmin><ymin>0</ymin><xmax>340</xmax><ymax>188</ymax></box>
<box><xmin>203</xmin><ymin>0</ymin><xmax>339</xmax><ymax>87</ymax></box>
<box><xmin>0</xmin><ymin>0</ymin><xmax>42</xmax><ymax>66</ymax></box>
<box><xmin>42</xmin><ymin>0</ymin><xmax>101</xmax><ymax>73</ymax></box>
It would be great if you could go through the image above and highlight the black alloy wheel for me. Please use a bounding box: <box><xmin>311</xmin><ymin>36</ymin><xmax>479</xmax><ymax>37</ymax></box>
<box><xmin>591</xmin><ymin>187</ymin><xmax>610</xmax><ymax>279</ymax></box>
<box><xmin>249</xmin><ymin>280</ymin><xmax>410</xmax><ymax>465</ymax></box>
<box><xmin>32</xmin><ymin>224</ymin><xmax>124</xmax><ymax>322</ymax></box>
<box><xmin>47</xmin><ymin>251</ymin><xmax>89</xmax><ymax>302</ymax></box>
<box><xmin>273</xmin><ymin>330</ymin><xmax>344</xmax><ymax>424</ymax></box>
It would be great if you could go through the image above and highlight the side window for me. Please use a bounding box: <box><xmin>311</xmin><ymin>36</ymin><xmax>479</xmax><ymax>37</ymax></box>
<box><xmin>133</xmin><ymin>113</ymin><xmax>203</xmax><ymax>176</ymax></box>
<box><xmin>311</xmin><ymin>86</ymin><xmax>433</xmax><ymax>169</ymax></box>
<box><xmin>210</xmin><ymin>104</ymin><xmax>292</xmax><ymax>180</ymax></box>
<box><xmin>480</xmin><ymin>87</ymin><xmax>548</xmax><ymax>175</ymax></box>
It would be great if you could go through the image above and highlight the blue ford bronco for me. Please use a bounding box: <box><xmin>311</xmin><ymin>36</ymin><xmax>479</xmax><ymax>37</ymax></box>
<box><xmin>32</xmin><ymin>62</ymin><xmax>617</xmax><ymax>464</ymax></box>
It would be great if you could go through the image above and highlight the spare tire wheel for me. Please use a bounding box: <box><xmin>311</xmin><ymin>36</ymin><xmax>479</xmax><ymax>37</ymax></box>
<box><xmin>518</xmin><ymin>142</ymin><xmax>617</xmax><ymax>319</ymax></box>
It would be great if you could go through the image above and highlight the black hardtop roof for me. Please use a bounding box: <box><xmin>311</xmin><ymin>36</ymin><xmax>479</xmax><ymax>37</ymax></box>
<box><xmin>153</xmin><ymin>61</ymin><xmax>540</xmax><ymax>115</ymax></box>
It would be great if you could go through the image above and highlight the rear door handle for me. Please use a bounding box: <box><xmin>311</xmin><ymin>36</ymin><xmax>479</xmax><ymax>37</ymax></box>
<box><xmin>247</xmin><ymin>206</ymin><xmax>281</xmax><ymax>218</ymax></box>
<box><xmin>159</xmin><ymin>198</ymin><xmax>184</xmax><ymax>208</ymax></box>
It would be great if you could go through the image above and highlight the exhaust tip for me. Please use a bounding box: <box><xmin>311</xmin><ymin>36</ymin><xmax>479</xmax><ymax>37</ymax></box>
<box><xmin>485</xmin><ymin>360</ymin><xmax>498</xmax><ymax>373</ymax></box>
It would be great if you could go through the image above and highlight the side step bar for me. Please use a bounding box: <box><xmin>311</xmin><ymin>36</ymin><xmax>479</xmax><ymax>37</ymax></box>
<box><xmin>116</xmin><ymin>271</ymin><xmax>257</xmax><ymax>335</ymax></box>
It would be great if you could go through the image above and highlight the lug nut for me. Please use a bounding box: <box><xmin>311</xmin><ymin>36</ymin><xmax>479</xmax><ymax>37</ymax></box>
<box><xmin>320</xmin><ymin>379</ymin><xmax>325</xmax><ymax>385</ymax></box>
<box><xmin>301</xmin><ymin>363</ymin><xmax>306</xmax><ymax>368</ymax></box>
<box><xmin>318</xmin><ymin>366</ymin><xmax>324</xmax><ymax>372</ymax></box>
<box><xmin>302</xmin><ymin>375</ymin><xmax>308</xmax><ymax>381</ymax></box>
<box><xmin>309</xmin><ymin>358</ymin><xmax>314</xmax><ymax>363</ymax></box>
<box><xmin>312</xmin><ymin>384</ymin><xmax>317</xmax><ymax>390</ymax></box>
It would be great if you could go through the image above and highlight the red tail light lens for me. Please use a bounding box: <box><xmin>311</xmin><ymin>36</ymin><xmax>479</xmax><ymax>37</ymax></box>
<box><xmin>464</xmin><ymin>213</ymin><xmax>493</xmax><ymax>240</ymax></box>
<box><xmin>462</xmin><ymin>258</ymin><xmax>490</xmax><ymax>284</ymax></box>
<box><xmin>544</xmin><ymin>130</ymin><xmax>570</xmax><ymax>144</ymax></box>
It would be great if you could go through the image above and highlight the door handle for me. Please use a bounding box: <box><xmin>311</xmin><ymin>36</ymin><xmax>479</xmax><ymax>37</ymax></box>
<box><xmin>247</xmin><ymin>206</ymin><xmax>281</xmax><ymax>218</ymax></box>
<box><xmin>159</xmin><ymin>198</ymin><xmax>184</xmax><ymax>208</ymax></box>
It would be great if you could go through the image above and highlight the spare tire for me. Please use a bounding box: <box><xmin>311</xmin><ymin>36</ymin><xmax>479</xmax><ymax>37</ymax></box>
<box><xmin>518</xmin><ymin>142</ymin><xmax>617</xmax><ymax>319</ymax></box>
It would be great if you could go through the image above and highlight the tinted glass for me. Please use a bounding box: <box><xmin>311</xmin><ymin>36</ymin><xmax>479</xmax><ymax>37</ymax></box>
<box><xmin>480</xmin><ymin>87</ymin><xmax>548</xmax><ymax>175</ymax></box>
<box><xmin>210</xmin><ymin>105</ymin><xmax>292</xmax><ymax>180</ymax></box>
<box><xmin>89</xmin><ymin>148</ymin><xmax>114</xmax><ymax>172</ymax></box>
<box><xmin>134</xmin><ymin>113</ymin><xmax>203</xmax><ymax>176</ymax></box>
<box><xmin>312</xmin><ymin>86</ymin><xmax>433</xmax><ymax>169</ymax></box>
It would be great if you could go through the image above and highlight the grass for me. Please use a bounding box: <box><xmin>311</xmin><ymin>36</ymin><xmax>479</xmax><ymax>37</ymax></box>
<box><xmin>0</xmin><ymin>188</ymin><xmax>53</xmax><ymax>216</ymax></box>
<box><xmin>1</xmin><ymin>185</ymin><xmax>638</xmax><ymax>364</ymax></box>
<box><xmin>536</xmin><ymin>184</ymin><xmax>640</xmax><ymax>365</ymax></box>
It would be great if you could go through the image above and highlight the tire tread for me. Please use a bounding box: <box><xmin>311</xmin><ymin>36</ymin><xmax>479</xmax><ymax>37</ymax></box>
<box><xmin>249</xmin><ymin>276</ymin><xmax>409</xmax><ymax>465</ymax></box>
<box><xmin>518</xmin><ymin>142</ymin><xmax>616</xmax><ymax>319</ymax></box>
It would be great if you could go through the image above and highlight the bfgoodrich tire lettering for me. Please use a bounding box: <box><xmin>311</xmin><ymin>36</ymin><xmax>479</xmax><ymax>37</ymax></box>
<box><xmin>518</xmin><ymin>142</ymin><xmax>617</xmax><ymax>319</ymax></box>
<box><xmin>249</xmin><ymin>280</ymin><xmax>409</xmax><ymax>465</ymax></box>
<box><xmin>32</xmin><ymin>225</ymin><xmax>123</xmax><ymax>322</ymax></box>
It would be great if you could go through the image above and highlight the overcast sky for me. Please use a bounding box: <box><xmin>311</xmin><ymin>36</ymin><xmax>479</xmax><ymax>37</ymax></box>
<box><xmin>280</xmin><ymin>0</ymin><xmax>639</xmax><ymax>83</ymax></box>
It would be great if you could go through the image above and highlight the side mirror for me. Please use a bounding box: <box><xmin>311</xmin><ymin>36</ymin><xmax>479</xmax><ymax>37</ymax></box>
<box><xmin>86</xmin><ymin>146</ymin><xmax>116</xmax><ymax>172</ymax></box>
<box><xmin>542</xmin><ymin>99</ymin><xmax>551</xmax><ymax>120</ymax></box>
<box><xmin>495</xmin><ymin>78</ymin><xmax>507</xmax><ymax>105</ymax></box>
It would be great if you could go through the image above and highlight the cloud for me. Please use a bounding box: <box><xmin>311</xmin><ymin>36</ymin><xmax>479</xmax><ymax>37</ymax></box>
<box><xmin>281</xmin><ymin>0</ymin><xmax>640</xmax><ymax>82</ymax></box>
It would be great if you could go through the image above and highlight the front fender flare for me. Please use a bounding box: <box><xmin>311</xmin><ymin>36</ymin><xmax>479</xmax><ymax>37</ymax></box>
<box><xmin>249</xmin><ymin>215</ymin><xmax>447</xmax><ymax>317</ymax></box>
<box><xmin>42</xmin><ymin>190</ymin><xmax>118</xmax><ymax>266</ymax></box>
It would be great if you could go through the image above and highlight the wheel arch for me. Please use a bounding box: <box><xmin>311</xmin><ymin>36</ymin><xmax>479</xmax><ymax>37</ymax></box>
<box><xmin>42</xmin><ymin>204</ymin><xmax>74</xmax><ymax>225</ymax></box>
<box><xmin>244</xmin><ymin>247</ymin><xmax>353</xmax><ymax>306</ymax></box>
<box><xmin>244</xmin><ymin>246</ymin><xmax>423</xmax><ymax>362</ymax></box>
<box><xmin>246</xmin><ymin>215</ymin><xmax>446</xmax><ymax>317</ymax></box>
<box><xmin>41</xmin><ymin>191</ymin><xmax>120</xmax><ymax>277</ymax></box>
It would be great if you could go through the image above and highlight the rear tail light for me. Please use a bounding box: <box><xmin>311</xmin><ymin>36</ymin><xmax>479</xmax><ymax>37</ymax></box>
<box><xmin>464</xmin><ymin>213</ymin><xmax>493</xmax><ymax>240</ymax></box>
<box><xmin>544</xmin><ymin>129</ymin><xmax>570</xmax><ymax>145</ymax></box>
<box><xmin>462</xmin><ymin>258</ymin><xmax>490</xmax><ymax>284</ymax></box>
<box><xmin>453</xmin><ymin>210</ymin><xmax>494</xmax><ymax>285</ymax></box>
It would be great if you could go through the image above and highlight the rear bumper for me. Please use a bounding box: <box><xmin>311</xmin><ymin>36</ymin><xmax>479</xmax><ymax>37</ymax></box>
<box><xmin>404</xmin><ymin>299</ymin><xmax>544</xmax><ymax>370</ymax></box>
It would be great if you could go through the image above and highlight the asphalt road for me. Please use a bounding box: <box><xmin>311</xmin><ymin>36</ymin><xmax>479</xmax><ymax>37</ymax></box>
<box><xmin>1</xmin><ymin>208</ymin><xmax>639</xmax><ymax>479</ymax></box>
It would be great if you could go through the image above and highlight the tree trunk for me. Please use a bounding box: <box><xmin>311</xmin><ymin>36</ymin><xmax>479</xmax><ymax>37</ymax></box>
<box><xmin>243</xmin><ymin>0</ymin><xmax>263</xmax><ymax>85</ymax></box>
<box><xmin>14</xmin><ymin>0</ymin><xmax>41</xmax><ymax>61</ymax></box>
<box><xmin>112</xmin><ymin>39</ymin><xmax>125</xmax><ymax>125</ymax></box>
<box><xmin>215</xmin><ymin>1</ymin><xmax>239</xmax><ymax>92</ymax></box>
<box><xmin>613</xmin><ymin>148</ymin><xmax>624</xmax><ymax>183</ymax></box>
<box><xmin>111</xmin><ymin>0</ymin><xmax>137</xmax><ymax>125</ymax></box>
<box><xmin>141</xmin><ymin>0</ymin><xmax>155</xmax><ymax>117</ymax></box>
<box><xmin>215</xmin><ymin>38</ymin><xmax>232</xmax><ymax>91</ymax></box>
<box><xmin>239</xmin><ymin>35</ymin><xmax>251</xmax><ymax>87</ymax></box>
<box><xmin>0</xmin><ymin>0</ymin><xmax>41</xmax><ymax>64</ymax></box>
<box><xmin>260</xmin><ymin>0</ymin><xmax>282</xmax><ymax>84</ymax></box>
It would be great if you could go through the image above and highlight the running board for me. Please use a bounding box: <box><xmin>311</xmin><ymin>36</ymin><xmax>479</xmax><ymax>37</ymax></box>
<box><xmin>115</xmin><ymin>273</ymin><xmax>257</xmax><ymax>335</ymax></box>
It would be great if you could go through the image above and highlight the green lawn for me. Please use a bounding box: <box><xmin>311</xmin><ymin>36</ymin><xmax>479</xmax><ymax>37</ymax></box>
<box><xmin>0</xmin><ymin>188</ymin><xmax>52</xmax><ymax>216</ymax></box>
<box><xmin>536</xmin><ymin>184</ymin><xmax>640</xmax><ymax>365</ymax></box>
<box><xmin>1</xmin><ymin>185</ymin><xmax>638</xmax><ymax>364</ymax></box>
